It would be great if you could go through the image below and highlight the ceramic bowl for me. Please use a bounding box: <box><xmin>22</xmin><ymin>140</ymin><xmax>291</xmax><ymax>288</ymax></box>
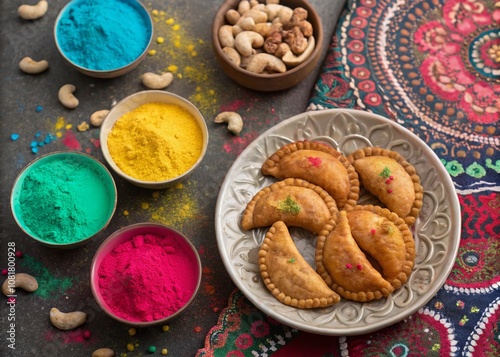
<box><xmin>90</xmin><ymin>223</ymin><xmax>202</xmax><ymax>327</ymax></box>
<box><xmin>10</xmin><ymin>151</ymin><xmax>117</xmax><ymax>249</ymax></box>
<box><xmin>212</xmin><ymin>0</ymin><xmax>324</xmax><ymax>91</ymax></box>
<box><xmin>100</xmin><ymin>90</ymin><xmax>209</xmax><ymax>189</ymax></box>
<box><xmin>54</xmin><ymin>0</ymin><xmax>153</xmax><ymax>78</ymax></box>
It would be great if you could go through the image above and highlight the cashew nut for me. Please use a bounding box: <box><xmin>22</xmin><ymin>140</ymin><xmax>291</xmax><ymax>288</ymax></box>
<box><xmin>235</xmin><ymin>31</ymin><xmax>264</xmax><ymax>57</ymax></box>
<box><xmin>140</xmin><ymin>72</ymin><xmax>173</xmax><ymax>90</ymax></box>
<box><xmin>92</xmin><ymin>348</ymin><xmax>115</xmax><ymax>357</ymax></box>
<box><xmin>225</xmin><ymin>9</ymin><xmax>240</xmax><ymax>25</ymax></box>
<box><xmin>90</xmin><ymin>109</ymin><xmax>109</xmax><ymax>127</ymax></box>
<box><xmin>49</xmin><ymin>307</ymin><xmax>87</xmax><ymax>330</ymax></box>
<box><xmin>18</xmin><ymin>0</ymin><xmax>48</xmax><ymax>20</ymax></box>
<box><xmin>218</xmin><ymin>25</ymin><xmax>235</xmax><ymax>48</ymax></box>
<box><xmin>242</xmin><ymin>9</ymin><xmax>268</xmax><ymax>24</ymax></box>
<box><xmin>282</xmin><ymin>36</ymin><xmax>315</xmax><ymax>67</ymax></box>
<box><xmin>222</xmin><ymin>47</ymin><xmax>241</xmax><ymax>67</ymax></box>
<box><xmin>2</xmin><ymin>273</ymin><xmax>38</xmax><ymax>296</ymax></box>
<box><xmin>58</xmin><ymin>84</ymin><xmax>79</xmax><ymax>109</ymax></box>
<box><xmin>273</xmin><ymin>6</ymin><xmax>293</xmax><ymax>26</ymax></box>
<box><xmin>19</xmin><ymin>56</ymin><xmax>48</xmax><ymax>74</ymax></box>
<box><xmin>246</xmin><ymin>53</ymin><xmax>286</xmax><ymax>74</ymax></box>
<box><xmin>237</xmin><ymin>0</ymin><xmax>251</xmax><ymax>15</ymax></box>
<box><xmin>214</xmin><ymin>111</ymin><xmax>243</xmax><ymax>135</ymax></box>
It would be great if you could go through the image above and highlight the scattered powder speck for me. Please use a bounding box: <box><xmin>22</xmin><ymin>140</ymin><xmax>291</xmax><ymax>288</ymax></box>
<box><xmin>148</xmin><ymin>7</ymin><xmax>219</xmax><ymax>116</ymax></box>
<box><xmin>122</xmin><ymin>181</ymin><xmax>201</xmax><ymax>228</ymax></box>
<box><xmin>223</xmin><ymin>132</ymin><xmax>259</xmax><ymax>155</ymax></box>
<box><xmin>19</xmin><ymin>255</ymin><xmax>73</xmax><ymax>299</ymax></box>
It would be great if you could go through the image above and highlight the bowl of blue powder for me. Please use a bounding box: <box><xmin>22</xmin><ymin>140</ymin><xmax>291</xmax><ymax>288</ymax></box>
<box><xmin>54</xmin><ymin>0</ymin><xmax>153</xmax><ymax>78</ymax></box>
<box><xmin>10</xmin><ymin>151</ymin><xmax>118</xmax><ymax>249</ymax></box>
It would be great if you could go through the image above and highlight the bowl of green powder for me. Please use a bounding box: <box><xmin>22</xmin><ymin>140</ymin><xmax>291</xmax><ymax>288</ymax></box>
<box><xmin>90</xmin><ymin>222</ymin><xmax>202</xmax><ymax>327</ymax></box>
<box><xmin>10</xmin><ymin>151</ymin><xmax>118</xmax><ymax>249</ymax></box>
<box><xmin>54</xmin><ymin>0</ymin><xmax>153</xmax><ymax>78</ymax></box>
<box><xmin>100</xmin><ymin>90</ymin><xmax>209</xmax><ymax>189</ymax></box>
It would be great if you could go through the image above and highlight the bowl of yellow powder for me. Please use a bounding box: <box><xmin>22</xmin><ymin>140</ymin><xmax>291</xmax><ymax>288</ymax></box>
<box><xmin>100</xmin><ymin>90</ymin><xmax>209</xmax><ymax>189</ymax></box>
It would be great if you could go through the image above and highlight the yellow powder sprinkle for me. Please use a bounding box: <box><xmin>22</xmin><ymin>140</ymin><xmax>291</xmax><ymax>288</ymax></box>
<box><xmin>107</xmin><ymin>103</ymin><xmax>203</xmax><ymax>182</ymax></box>
<box><xmin>65</xmin><ymin>124</ymin><xmax>72</xmax><ymax>130</ymax></box>
<box><xmin>128</xmin><ymin>328</ymin><xmax>136</xmax><ymax>336</ymax></box>
<box><xmin>141</xmin><ymin>202</ymin><xmax>149</xmax><ymax>210</ymax></box>
<box><xmin>152</xmin><ymin>191</ymin><xmax>160</xmax><ymax>199</ymax></box>
<box><xmin>167</xmin><ymin>65</ymin><xmax>178</xmax><ymax>72</ymax></box>
<box><xmin>148</xmin><ymin>49</ymin><xmax>157</xmax><ymax>56</ymax></box>
<box><xmin>55</xmin><ymin>116</ymin><xmax>65</xmax><ymax>130</ymax></box>
<box><xmin>172</xmin><ymin>24</ymin><xmax>180</xmax><ymax>31</ymax></box>
<box><xmin>161</xmin><ymin>348</ymin><xmax>168</xmax><ymax>355</ymax></box>
<box><xmin>151</xmin><ymin>9</ymin><xmax>159</xmax><ymax>16</ymax></box>
<box><xmin>156</xmin><ymin>36</ymin><xmax>164</xmax><ymax>44</ymax></box>
<box><xmin>165</xmin><ymin>18</ymin><xmax>174</xmax><ymax>25</ymax></box>
<box><xmin>126</xmin><ymin>343</ymin><xmax>134</xmax><ymax>352</ymax></box>
<box><xmin>123</xmin><ymin>210</ymin><xmax>129</xmax><ymax>216</ymax></box>
<box><xmin>162</xmin><ymin>325</ymin><xmax>170</xmax><ymax>332</ymax></box>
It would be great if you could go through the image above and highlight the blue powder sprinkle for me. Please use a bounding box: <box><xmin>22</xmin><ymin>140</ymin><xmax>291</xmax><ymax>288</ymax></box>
<box><xmin>44</xmin><ymin>134</ymin><xmax>53</xmax><ymax>144</ymax></box>
<box><xmin>11</xmin><ymin>133</ymin><xmax>20</xmax><ymax>141</ymax></box>
<box><xmin>36</xmin><ymin>105</ymin><xmax>43</xmax><ymax>113</ymax></box>
<box><xmin>32</xmin><ymin>147</ymin><xmax>39</xmax><ymax>154</ymax></box>
<box><xmin>56</xmin><ymin>0</ymin><xmax>152</xmax><ymax>70</ymax></box>
<box><xmin>38</xmin><ymin>142</ymin><xmax>45</xmax><ymax>147</ymax></box>
<box><xmin>34</xmin><ymin>131</ymin><xmax>41</xmax><ymax>138</ymax></box>
<box><xmin>30</xmin><ymin>141</ymin><xmax>38</xmax><ymax>148</ymax></box>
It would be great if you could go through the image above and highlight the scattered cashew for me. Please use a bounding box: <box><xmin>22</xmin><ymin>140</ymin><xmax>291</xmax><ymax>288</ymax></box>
<box><xmin>49</xmin><ymin>307</ymin><xmax>87</xmax><ymax>330</ymax></box>
<box><xmin>222</xmin><ymin>47</ymin><xmax>241</xmax><ymax>67</ymax></box>
<box><xmin>235</xmin><ymin>31</ymin><xmax>264</xmax><ymax>57</ymax></box>
<box><xmin>90</xmin><ymin>109</ymin><xmax>109</xmax><ymax>127</ymax></box>
<box><xmin>18</xmin><ymin>0</ymin><xmax>48</xmax><ymax>20</ymax></box>
<box><xmin>140</xmin><ymin>72</ymin><xmax>173</xmax><ymax>89</ymax></box>
<box><xmin>214</xmin><ymin>111</ymin><xmax>243</xmax><ymax>135</ymax></box>
<box><xmin>246</xmin><ymin>53</ymin><xmax>286</xmax><ymax>74</ymax></box>
<box><xmin>58</xmin><ymin>84</ymin><xmax>79</xmax><ymax>109</ymax></box>
<box><xmin>2</xmin><ymin>273</ymin><xmax>38</xmax><ymax>296</ymax></box>
<box><xmin>282</xmin><ymin>36</ymin><xmax>315</xmax><ymax>67</ymax></box>
<box><xmin>19</xmin><ymin>56</ymin><xmax>48</xmax><ymax>74</ymax></box>
<box><xmin>92</xmin><ymin>348</ymin><xmax>115</xmax><ymax>357</ymax></box>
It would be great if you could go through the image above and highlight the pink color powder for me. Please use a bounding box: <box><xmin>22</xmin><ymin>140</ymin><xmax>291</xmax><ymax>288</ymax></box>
<box><xmin>62</xmin><ymin>130</ymin><xmax>81</xmax><ymax>150</ymax></box>
<box><xmin>97</xmin><ymin>233</ymin><xmax>199</xmax><ymax>322</ymax></box>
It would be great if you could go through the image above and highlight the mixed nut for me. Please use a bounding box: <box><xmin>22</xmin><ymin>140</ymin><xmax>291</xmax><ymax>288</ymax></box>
<box><xmin>217</xmin><ymin>0</ymin><xmax>316</xmax><ymax>74</ymax></box>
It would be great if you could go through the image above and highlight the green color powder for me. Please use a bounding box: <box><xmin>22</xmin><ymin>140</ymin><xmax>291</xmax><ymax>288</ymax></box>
<box><xmin>20</xmin><ymin>255</ymin><xmax>73</xmax><ymax>299</ymax></box>
<box><xmin>277</xmin><ymin>195</ymin><xmax>301</xmax><ymax>215</ymax></box>
<box><xmin>16</xmin><ymin>155</ymin><xmax>115</xmax><ymax>244</ymax></box>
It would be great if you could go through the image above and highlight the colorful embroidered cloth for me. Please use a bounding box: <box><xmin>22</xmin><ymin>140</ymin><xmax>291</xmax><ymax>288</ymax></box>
<box><xmin>197</xmin><ymin>1</ymin><xmax>500</xmax><ymax>356</ymax></box>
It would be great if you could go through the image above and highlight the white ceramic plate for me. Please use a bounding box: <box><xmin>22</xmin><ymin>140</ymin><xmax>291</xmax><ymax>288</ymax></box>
<box><xmin>215</xmin><ymin>109</ymin><xmax>461</xmax><ymax>336</ymax></box>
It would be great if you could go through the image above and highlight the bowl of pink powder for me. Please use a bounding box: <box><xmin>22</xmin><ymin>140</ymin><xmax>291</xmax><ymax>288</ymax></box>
<box><xmin>90</xmin><ymin>222</ymin><xmax>202</xmax><ymax>326</ymax></box>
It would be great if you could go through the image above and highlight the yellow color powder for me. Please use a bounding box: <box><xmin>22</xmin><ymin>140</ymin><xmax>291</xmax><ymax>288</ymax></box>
<box><xmin>107</xmin><ymin>103</ymin><xmax>204</xmax><ymax>181</ymax></box>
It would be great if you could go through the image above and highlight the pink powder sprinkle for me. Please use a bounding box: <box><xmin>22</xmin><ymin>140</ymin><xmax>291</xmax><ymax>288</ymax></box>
<box><xmin>385</xmin><ymin>179</ymin><xmax>391</xmax><ymax>184</ymax></box>
<box><xmin>345</xmin><ymin>263</ymin><xmax>352</xmax><ymax>269</ymax></box>
<box><xmin>308</xmin><ymin>156</ymin><xmax>322</xmax><ymax>167</ymax></box>
<box><xmin>371</xmin><ymin>229</ymin><xmax>376</xmax><ymax>234</ymax></box>
<box><xmin>62</xmin><ymin>130</ymin><xmax>81</xmax><ymax>150</ymax></box>
<box><xmin>357</xmin><ymin>264</ymin><xmax>363</xmax><ymax>270</ymax></box>
<box><xmin>389</xmin><ymin>176</ymin><xmax>394</xmax><ymax>180</ymax></box>
<box><xmin>388</xmin><ymin>189</ymin><xmax>393</xmax><ymax>193</ymax></box>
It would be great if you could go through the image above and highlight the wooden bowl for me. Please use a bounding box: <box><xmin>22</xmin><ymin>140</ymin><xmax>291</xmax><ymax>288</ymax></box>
<box><xmin>212</xmin><ymin>0</ymin><xmax>324</xmax><ymax>91</ymax></box>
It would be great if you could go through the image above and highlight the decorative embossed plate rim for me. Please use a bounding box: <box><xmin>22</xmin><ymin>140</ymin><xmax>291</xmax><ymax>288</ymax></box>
<box><xmin>214</xmin><ymin>109</ymin><xmax>461</xmax><ymax>336</ymax></box>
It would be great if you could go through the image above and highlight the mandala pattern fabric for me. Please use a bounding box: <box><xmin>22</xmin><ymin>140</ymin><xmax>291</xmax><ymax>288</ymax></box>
<box><xmin>198</xmin><ymin>1</ymin><xmax>500</xmax><ymax>356</ymax></box>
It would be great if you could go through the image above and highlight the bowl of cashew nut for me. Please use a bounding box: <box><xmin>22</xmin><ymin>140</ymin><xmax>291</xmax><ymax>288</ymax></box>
<box><xmin>212</xmin><ymin>0</ymin><xmax>324</xmax><ymax>91</ymax></box>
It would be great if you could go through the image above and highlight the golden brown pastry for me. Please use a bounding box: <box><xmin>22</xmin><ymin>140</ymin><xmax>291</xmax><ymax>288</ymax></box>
<box><xmin>261</xmin><ymin>140</ymin><xmax>359</xmax><ymax>209</ymax></box>
<box><xmin>346</xmin><ymin>205</ymin><xmax>415</xmax><ymax>289</ymax></box>
<box><xmin>316</xmin><ymin>210</ymin><xmax>394</xmax><ymax>302</ymax></box>
<box><xmin>347</xmin><ymin>147</ymin><xmax>423</xmax><ymax>226</ymax></box>
<box><xmin>241</xmin><ymin>177</ymin><xmax>338</xmax><ymax>234</ymax></box>
<box><xmin>259</xmin><ymin>221</ymin><xmax>341</xmax><ymax>308</ymax></box>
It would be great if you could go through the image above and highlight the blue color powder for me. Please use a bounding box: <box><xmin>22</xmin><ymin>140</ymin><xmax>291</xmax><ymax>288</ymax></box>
<box><xmin>56</xmin><ymin>0</ymin><xmax>152</xmax><ymax>70</ymax></box>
